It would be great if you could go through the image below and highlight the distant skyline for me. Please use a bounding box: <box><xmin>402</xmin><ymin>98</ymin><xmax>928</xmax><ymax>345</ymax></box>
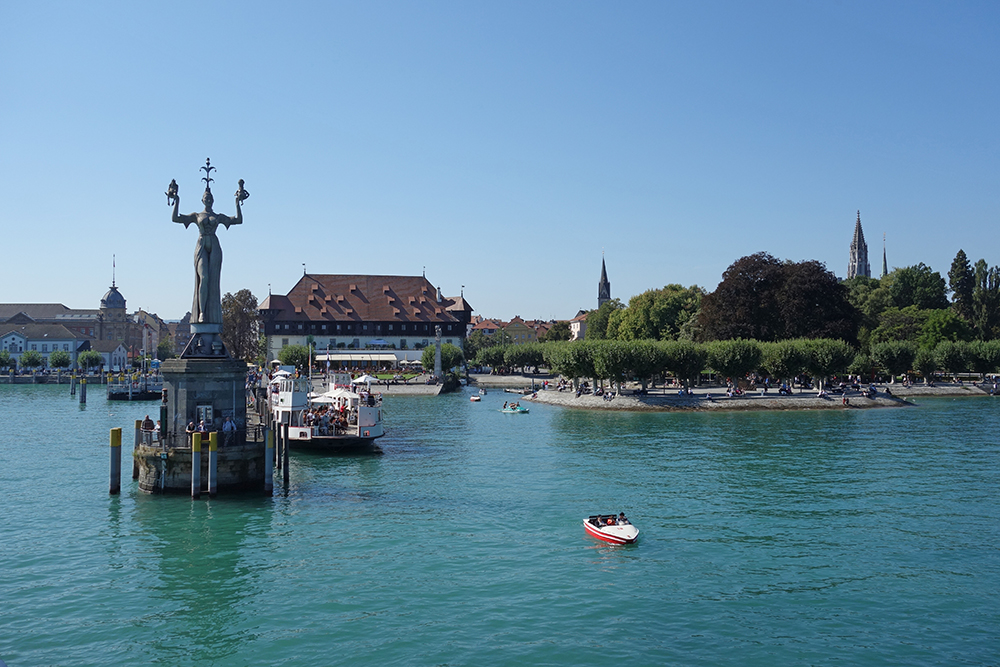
<box><xmin>1</xmin><ymin>2</ymin><xmax>997</xmax><ymax>321</ymax></box>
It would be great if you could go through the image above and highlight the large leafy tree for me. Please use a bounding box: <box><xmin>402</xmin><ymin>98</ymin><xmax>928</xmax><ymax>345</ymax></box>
<box><xmin>869</xmin><ymin>306</ymin><xmax>929</xmax><ymax>346</ymax></box>
<box><xmin>221</xmin><ymin>289</ymin><xmax>260</xmax><ymax>363</ymax></box>
<box><xmin>0</xmin><ymin>350</ymin><xmax>13</xmax><ymax>370</ymax></box>
<box><xmin>78</xmin><ymin>350</ymin><xmax>103</xmax><ymax>371</ymax></box>
<box><xmin>157</xmin><ymin>337</ymin><xmax>176</xmax><ymax>361</ymax></box>
<box><xmin>800</xmin><ymin>339</ymin><xmax>854</xmax><ymax>392</ymax></box>
<box><xmin>870</xmin><ymin>340</ymin><xmax>916</xmax><ymax>382</ymax></box>
<box><xmin>934</xmin><ymin>341</ymin><xmax>969</xmax><ymax>381</ymax></box>
<box><xmin>699</xmin><ymin>253</ymin><xmax>784</xmax><ymax>341</ymax></box>
<box><xmin>761</xmin><ymin>339</ymin><xmax>807</xmax><ymax>388</ymax></box>
<box><xmin>539</xmin><ymin>321</ymin><xmax>571</xmax><ymax>343</ymax></box>
<box><xmin>662</xmin><ymin>340</ymin><xmax>707</xmax><ymax>388</ymax></box>
<box><xmin>967</xmin><ymin>340</ymin><xmax>1000</xmax><ymax>378</ymax></box>
<box><xmin>474</xmin><ymin>345</ymin><xmax>508</xmax><ymax>369</ymax></box>
<box><xmin>48</xmin><ymin>349</ymin><xmax>71</xmax><ymax>370</ymax></box>
<box><xmin>916</xmin><ymin>310</ymin><xmax>973</xmax><ymax>350</ymax></box>
<box><xmin>699</xmin><ymin>253</ymin><xmax>856</xmax><ymax>343</ymax></box>
<box><xmin>20</xmin><ymin>349</ymin><xmax>43</xmax><ymax>371</ymax></box>
<box><xmin>585</xmin><ymin>299</ymin><xmax>623</xmax><ymax>340</ymax></box>
<box><xmin>504</xmin><ymin>343</ymin><xmax>543</xmax><ymax>372</ymax></box>
<box><xmin>608</xmin><ymin>285</ymin><xmax>704</xmax><ymax>342</ymax></box>
<box><xmin>779</xmin><ymin>261</ymin><xmax>857</xmax><ymax>341</ymax></box>
<box><xmin>948</xmin><ymin>250</ymin><xmax>974</xmax><ymax>321</ymax></box>
<box><xmin>278</xmin><ymin>344</ymin><xmax>312</xmax><ymax>370</ymax></box>
<box><xmin>890</xmin><ymin>263</ymin><xmax>948</xmax><ymax>310</ymax></box>
<box><xmin>971</xmin><ymin>259</ymin><xmax>1000</xmax><ymax>340</ymax></box>
<box><xmin>421</xmin><ymin>342</ymin><xmax>464</xmax><ymax>373</ymax></box>
<box><xmin>706</xmin><ymin>339</ymin><xmax>763</xmax><ymax>384</ymax></box>
<box><xmin>913</xmin><ymin>347</ymin><xmax>937</xmax><ymax>383</ymax></box>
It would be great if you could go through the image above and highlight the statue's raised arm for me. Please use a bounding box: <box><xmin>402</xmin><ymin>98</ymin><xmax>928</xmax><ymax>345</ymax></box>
<box><xmin>167</xmin><ymin>179</ymin><xmax>197</xmax><ymax>228</ymax></box>
<box><xmin>227</xmin><ymin>179</ymin><xmax>249</xmax><ymax>229</ymax></box>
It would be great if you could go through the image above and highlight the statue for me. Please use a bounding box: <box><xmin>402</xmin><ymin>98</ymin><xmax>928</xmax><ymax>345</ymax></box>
<box><xmin>169</xmin><ymin>159</ymin><xmax>248</xmax><ymax>326</ymax></box>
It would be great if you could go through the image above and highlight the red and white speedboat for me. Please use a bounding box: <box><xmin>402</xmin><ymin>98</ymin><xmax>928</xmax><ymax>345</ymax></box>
<box><xmin>584</xmin><ymin>515</ymin><xmax>639</xmax><ymax>544</ymax></box>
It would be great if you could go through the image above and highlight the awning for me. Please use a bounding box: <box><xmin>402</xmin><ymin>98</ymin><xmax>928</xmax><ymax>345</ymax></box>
<box><xmin>315</xmin><ymin>353</ymin><xmax>399</xmax><ymax>362</ymax></box>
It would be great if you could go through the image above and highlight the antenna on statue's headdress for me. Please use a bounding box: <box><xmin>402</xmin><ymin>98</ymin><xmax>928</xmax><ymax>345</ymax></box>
<box><xmin>201</xmin><ymin>158</ymin><xmax>215</xmax><ymax>193</ymax></box>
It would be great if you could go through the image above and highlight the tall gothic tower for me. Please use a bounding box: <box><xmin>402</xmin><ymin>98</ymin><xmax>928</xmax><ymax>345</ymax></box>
<box><xmin>848</xmin><ymin>211</ymin><xmax>871</xmax><ymax>279</ymax></box>
<box><xmin>880</xmin><ymin>233</ymin><xmax>888</xmax><ymax>278</ymax></box>
<box><xmin>598</xmin><ymin>256</ymin><xmax>611</xmax><ymax>308</ymax></box>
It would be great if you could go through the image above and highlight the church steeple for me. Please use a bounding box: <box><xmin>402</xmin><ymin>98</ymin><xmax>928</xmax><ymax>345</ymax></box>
<box><xmin>598</xmin><ymin>255</ymin><xmax>611</xmax><ymax>308</ymax></box>
<box><xmin>848</xmin><ymin>211</ymin><xmax>871</xmax><ymax>279</ymax></box>
<box><xmin>881</xmin><ymin>233</ymin><xmax>888</xmax><ymax>279</ymax></box>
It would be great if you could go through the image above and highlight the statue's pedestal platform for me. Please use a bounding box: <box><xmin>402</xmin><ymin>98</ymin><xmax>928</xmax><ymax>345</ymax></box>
<box><xmin>135</xmin><ymin>357</ymin><xmax>265</xmax><ymax>495</ymax></box>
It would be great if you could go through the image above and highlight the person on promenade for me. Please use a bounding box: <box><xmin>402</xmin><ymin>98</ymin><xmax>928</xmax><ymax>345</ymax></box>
<box><xmin>142</xmin><ymin>415</ymin><xmax>155</xmax><ymax>431</ymax></box>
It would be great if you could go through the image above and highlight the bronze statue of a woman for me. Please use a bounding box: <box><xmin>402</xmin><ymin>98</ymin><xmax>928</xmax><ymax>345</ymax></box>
<box><xmin>168</xmin><ymin>160</ymin><xmax>248</xmax><ymax>327</ymax></box>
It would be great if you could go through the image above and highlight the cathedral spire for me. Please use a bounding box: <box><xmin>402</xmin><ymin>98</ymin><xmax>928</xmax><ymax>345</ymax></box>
<box><xmin>848</xmin><ymin>210</ymin><xmax>871</xmax><ymax>279</ymax></box>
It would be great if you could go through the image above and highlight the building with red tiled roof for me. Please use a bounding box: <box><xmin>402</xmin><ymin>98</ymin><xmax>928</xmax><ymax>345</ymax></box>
<box><xmin>569</xmin><ymin>310</ymin><xmax>588</xmax><ymax>341</ymax></box>
<box><xmin>259</xmin><ymin>274</ymin><xmax>473</xmax><ymax>362</ymax></box>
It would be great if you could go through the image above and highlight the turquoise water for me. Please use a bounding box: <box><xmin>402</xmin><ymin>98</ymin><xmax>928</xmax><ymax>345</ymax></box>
<box><xmin>1</xmin><ymin>385</ymin><xmax>998</xmax><ymax>666</ymax></box>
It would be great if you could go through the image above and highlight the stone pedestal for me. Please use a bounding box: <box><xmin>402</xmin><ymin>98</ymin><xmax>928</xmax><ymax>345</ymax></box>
<box><xmin>134</xmin><ymin>356</ymin><xmax>265</xmax><ymax>494</ymax></box>
<box><xmin>161</xmin><ymin>357</ymin><xmax>247</xmax><ymax>442</ymax></box>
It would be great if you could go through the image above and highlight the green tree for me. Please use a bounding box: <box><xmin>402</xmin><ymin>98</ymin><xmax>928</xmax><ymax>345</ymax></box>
<box><xmin>890</xmin><ymin>264</ymin><xmax>948</xmax><ymax>310</ymax></box>
<box><xmin>539</xmin><ymin>321</ymin><xmax>571</xmax><ymax>343</ymax></box>
<box><xmin>591</xmin><ymin>340</ymin><xmax>631</xmax><ymax>390</ymax></box>
<box><xmin>948</xmin><ymin>249</ymin><xmax>974</xmax><ymax>321</ymax></box>
<box><xmin>971</xmin><ymin>259</ymin><xmax>1000</xmax><ymax>340</ymax></box>
<box><xmin>800</xmin><ymin>339</ymin><xmax>854</xmax><ymax>392</ymax></box>
<box><xmin>474</xmin><ymin>345</ymin><xmax>508</xmax><ymax>369</ymax></box>
<box><xmin>967</xmin><ymin>340</ymin><xmax>1000</xmax><ymax>379</ymax></box>
<box><xmin>662</xmin><ymin>340</ymin><xmax>707</xmax><ymax>388</ymax></box>
<box><xmin>934</xmin><ymin>341</ymin><xmax>969</xmax><ymax>381</ymax></box>
<box><xmin>869</xmin><ymin>306</ymin><xmax>929</xmax><ymax>346</ymax></box>
<box><xmin>913</xmin><ymin>347</ymin><xmax>937</xmax><ymax>384</ymax></box>
<box><xmin>870</xmin><ymin>340</ymin><xmax>916</xmax><ymax>383</ymax></box>
<box><xmin>847</xmin><ymin>352</ymin><xmax>874</xmax><ymax>379</ymax></box>
<box><xmin>610</xmin><ymin>285</ymin><xmax>704</xmax><ymax>341</ymax></box>
<box><xmin>278</xmin><ymin>344</ymin><xmax>312</xmax><ymax>370</ymax></box>
<box><xmin>916</xmin><ymin>309</ymin><xmax>973</xmax><ymax>351</ymax></box>
<box><xmin>760</xmin><ymin>339</ymin><xmax>807</xmax><ymax>389</ymax></box>
<box><xmin>585</xmin><ymin>299</ymin><xmax>623</xmax><ymax>340</ymax></box>
<box><xmin>48</xmin><ymin>349</ymin><xmax>71</xmax><ymax>371</ymax></box>
<box><xmin>421</xmin><ymin>343</ymin><xmax>464</xmax><ymax>373</ymax></box>
<box><xmin>544</xmin><ymin>340</ymin><xmax>598</xmax><ymax>388</ymax></box>
<box><xmin>706</xmin><ymin>339</ymin><xmax>763</xmax><ymax>384</ymax></box>
<box><xmin>221</xmin><ymin>289</ymin><xmax>260</xmax><ymax>363</ymax></box>
<box><xmin>778</xmin><ymin>260</ymin><xmax>858</xmax><ymax>342</ymax></box>
<box><xmin>20</xmin><ymin>349</ymin><xmax>43</xmax><ymax>371</ymax></box>
<box><xmin>504</xmin><ymin>343</ymin><xmax>544</xmax><ymax>372</ymax></box>
<box><xmin>157</xmin><ymin>337</ymin><xmax>176</xmax><ymax>361</ymax></box>
<box><xmin>0</xmin><ymin>349</ymin><xmax>13</xmax><ymax>370</ymax></box>
<box><xmin>78</xmin><ymin>350</ymin><xmax>103</xmax><ymax>372</ymax></box>
<box><xmin>628</xmin><ymin>340</ymin><xmax>668</xmax><ymax>391</ymax></box>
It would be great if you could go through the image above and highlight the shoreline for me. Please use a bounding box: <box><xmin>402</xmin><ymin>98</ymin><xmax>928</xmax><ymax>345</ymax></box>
<box><xmin>520</xmin><ymin>381</ymin><xmax>992</xmax><ymax>413</ymax></box>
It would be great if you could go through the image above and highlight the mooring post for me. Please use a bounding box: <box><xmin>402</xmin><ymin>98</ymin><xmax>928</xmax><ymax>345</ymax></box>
<box><xmin>70</xmin><ymin>373</ymin><xmax>76</xmax><ymax>396</ymax></box>
<box><xmin>80</xmin><ymin>378</ymin><xmax>87</xmax><ymax>404</ymax></box>
<box><xmin>208</xmin><ymin>432</ymin><xmax>218</xmax><ymax>498</ymax></box>
<box><xmin>282</xmin><ymin>423</ymin><xmax>290</xmax><ymax>487</ymax></box>
<box><xmin>133</xmin><ymin>420</ymin><xmax>142</xmax><ymax>479</ymax></box>
<box><xmin>191</xmin><ymin>432</ymin><xmax>202</xmax><ymax>499</ymax></box>
<box><xmin>275</xmin><ymin>424</ymin><xmax>282</xmax><ymax>471</ymax></box>
<box><xmin>264</xmin><ymin>428</ymin><xmax>274</xmax><ymax>495</ymax></box>
<box><xmin>109</xmin><ymin>427</ymin><xmax>122</xmax><ymax>495</ymax></box>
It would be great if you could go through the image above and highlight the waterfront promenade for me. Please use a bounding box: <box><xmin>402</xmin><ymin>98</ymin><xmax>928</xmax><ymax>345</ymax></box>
<box><xmin>509</xmin><ymin>378</ymin><xmax>990</xmax><ymax>412</ymax></box>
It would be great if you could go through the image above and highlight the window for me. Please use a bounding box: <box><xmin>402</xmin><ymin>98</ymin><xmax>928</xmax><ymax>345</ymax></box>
<box><xmin>402</xmin><ymin>324</ymin><xmax>406</xmax><ymax>331</ymax></box>
<box><xmin>337</xmin><ymin>324</ymin><xmax>341</xmax><ymax>331</ymax></box>
<box><xmin>282</xmin><ymin>338</ymin><xmax>289</xmax><ymax>347</ymax></box>
<box><xmin>42</xmin><ymin>344</ymin><xmax>47</xmax><ymax>352</ymax></box>
<box><xmin>321</xmin><ymin>325</ymin><xmax>327</xmax><ymax>331</ymax></box>
<box><xmin>63</xmin><ymin>344</ymin><xmax>69</xmax><ymax>351</ymax></box>
<box><xmin>363</xmin><ymin>324</ymin><xmax>368</xmax><ymax>331</ymax></box>
<box><xmin>388</xmin><ymin>325</ymin><xmax>393</xmax><ymax>331</ymax></box>
<box><xmin>31</xmin><ymin>344</ymin><xmax>36</xmax><ymax>350</ymax></box>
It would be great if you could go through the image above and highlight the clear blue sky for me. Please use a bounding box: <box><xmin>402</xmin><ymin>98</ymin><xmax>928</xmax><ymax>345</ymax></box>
<box><xmin>1</xmin><ymin>1</ymin><xmax>997</xmax><ymax>322</ymax></box>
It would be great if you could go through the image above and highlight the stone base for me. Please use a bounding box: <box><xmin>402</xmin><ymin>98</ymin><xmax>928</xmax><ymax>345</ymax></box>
<box><xmin>160</xmin><ymin>357</ymin><xmax>248</xmax><ymax>448</ymax></box>
<box><xmin>135</xmin><ymin>440</ymin><xmax>266</xmax><ymax>494</ymax></box>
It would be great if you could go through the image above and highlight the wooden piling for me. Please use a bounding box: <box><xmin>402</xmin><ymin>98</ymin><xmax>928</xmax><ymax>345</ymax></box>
<box><xmin>282</xmin><ymin>423</ymin><xmax>290</xmax><ymax>487</ymax></box>
<box><xmin>133</xmin><ymin>420</ymin><xmax>142</xmax><ymax>479</ymax></box>
<box><xmin>109</xmin><ymin>427</ymin><xmax>122</xmax><ymax>495</ymax></box>
<box><xmin>208</xmin><ymin>432</ymin><xmax>218</xmax><ymax>498</ymax></box>
<box><xmin>264</xmin><ymin>428</ymin><xmax>274</xmax><ymax>495</ymax></box>
<box><xmin>80</xmin><ymin>378</ymin><xmax>87</xmax><ymax>404</ymax></box>
<box><xmin>191</xmin><ymin>432</ymin><xmax>202</xmax><ymax>499</ymax></box>
<box><xmin>70</xmin><ymin>373</ymin><xmax>76</xmax><ymax>396</ymax></box>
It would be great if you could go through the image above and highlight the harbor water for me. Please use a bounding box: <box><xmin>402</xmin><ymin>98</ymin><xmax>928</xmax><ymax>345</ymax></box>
<box><xmin>1</xmin><ymin>384</ymin><xmax>998</xmax><ymax>666</ymax></box>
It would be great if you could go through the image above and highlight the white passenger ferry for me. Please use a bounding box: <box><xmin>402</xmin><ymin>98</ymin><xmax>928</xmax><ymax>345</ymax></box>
<box><xmin>269</xmin><ymin>372</ymin><xmax>384</xmax><ymax>452</ymax></box>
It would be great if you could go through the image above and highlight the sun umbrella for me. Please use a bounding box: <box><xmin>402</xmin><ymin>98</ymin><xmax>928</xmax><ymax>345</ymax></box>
<box><xmin>352</xmin><ymin>374</ymin><xmax>378</xmax><ymax>384</ymax></box>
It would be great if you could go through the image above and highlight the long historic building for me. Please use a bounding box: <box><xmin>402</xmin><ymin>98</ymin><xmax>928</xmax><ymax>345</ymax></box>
<box><xmin>258</xmin><ymin>274</ymin><xmax>473</xmax><ymax>362</ymax></box>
